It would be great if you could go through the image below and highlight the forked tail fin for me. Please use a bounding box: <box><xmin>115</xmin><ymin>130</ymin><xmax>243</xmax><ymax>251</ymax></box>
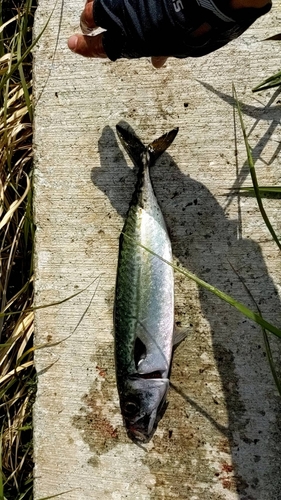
<box><xmin>148</xmin><ymin>128</ymin><xmax>179</xmax><ymax>165</ymax></box>
<box><xmin>116</xmin><ymin>125</ymin><xmax>179</xmax><ymax>168</ymax></box>
<box><xmin>116</xmin><ymin>125</ymin><xmax>146</xmax><ymax>167</ymax></box>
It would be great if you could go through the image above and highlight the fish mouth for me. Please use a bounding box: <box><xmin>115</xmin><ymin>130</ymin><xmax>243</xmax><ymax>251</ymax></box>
<box><xmin>124</xmin><ymin>406</ymin><xmax>157</xmax><ymax>443</ymax></box>
<box><xmin>127</xmin><ymin>427</ymin><xmax>151</xmax><ymax>443</ymax></box>
<box><xmin>126</xmin><ymin>398</ymin><xmax>168</xmax><ymax>443</ymax></box>
<box><xmin>127</xmin><ymin>418</ymin><xmax>155</xmax><ymax>443</ymax></box>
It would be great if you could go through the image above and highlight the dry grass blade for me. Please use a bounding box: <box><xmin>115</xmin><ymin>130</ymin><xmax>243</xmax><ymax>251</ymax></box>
<box><xmin>0</xmin><ymin>1</ymin><xmax>37</xmax><ymax>498</ymax></box>
<box><xmin>0</xmin><ymin>0</ymin><xmax>56</xmax><ymax>93</ymax></box>
<box><xmin>0</xmin><ymin>173</ymin><xmax>30</xmax><ymax>230</ymax></box>
<box><xmin>0</xmin><ymin>313</ymin><xmax>34</xmax><ymax>372</ymax></box>
<box><xmin>0</xmin><ymin>15</ymin><xmax>18</xmax><ymax>35</ymax></box>
<box><xmin>1</xmin><ymin>362</ymin><xmax>33</xmax><ymax>386</ymax></box>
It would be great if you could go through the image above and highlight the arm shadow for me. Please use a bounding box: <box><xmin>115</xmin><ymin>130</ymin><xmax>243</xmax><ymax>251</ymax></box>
<box><xmin>91</xmin><ymin>123</ymin><xmax>281</xmax><ymax>498</ymax></box>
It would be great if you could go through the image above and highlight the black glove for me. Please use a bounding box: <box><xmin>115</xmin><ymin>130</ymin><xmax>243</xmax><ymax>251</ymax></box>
<box><xmin>94</xmin><ymin>0</ymin><xmax>271</xmax><ymax>61</ymax></box>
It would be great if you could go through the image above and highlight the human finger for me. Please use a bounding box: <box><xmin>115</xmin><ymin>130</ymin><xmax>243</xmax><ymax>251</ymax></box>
<box><xmin>68</xmin><ymin>33</ymin><xmax>107</xmax><ymax>58</ymax></box>
<box><xmin>80</xmin><ymin>1</ymin><xmax>97</xmax><ymax>34</ymax></box>
<box><xmin>151</xmin><ymin>56</ymin><xmax>168</xmax><ymax>68</ymax></box>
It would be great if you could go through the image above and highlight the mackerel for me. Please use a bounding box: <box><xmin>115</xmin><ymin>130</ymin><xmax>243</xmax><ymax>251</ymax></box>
<box><xmin>114</xmin><ymin>125</ymin><xmax>178</xmax><ymax>442</ymax></box>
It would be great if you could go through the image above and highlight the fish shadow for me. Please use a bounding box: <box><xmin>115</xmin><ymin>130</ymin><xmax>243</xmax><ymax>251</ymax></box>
<box><xmin>91</xmin><ymin>123</ymin><xmax>281</xmax><ymax>498</ymax></box>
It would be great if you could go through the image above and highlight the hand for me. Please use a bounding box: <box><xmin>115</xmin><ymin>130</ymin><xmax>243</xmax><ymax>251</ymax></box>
<box><xmin>68</xmin><ymin>0</ymin><xmax>168</xmax><ymax>67</ymax></box>
<box><xmin>68</xmin><ymin>0</ymin><xmax>107</xmax><ymax>59</ymax></box>
<box><xmin>68</xmin><ymin>0</ymin><xmax>271</xmax><ymax>65</ymax></box>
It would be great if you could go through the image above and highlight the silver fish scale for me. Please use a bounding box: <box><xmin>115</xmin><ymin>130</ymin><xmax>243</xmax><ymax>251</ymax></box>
<box><xmin>114</xmin><ymin>166</ymin><xmax>174</xmax><ymax>382</ymax></box>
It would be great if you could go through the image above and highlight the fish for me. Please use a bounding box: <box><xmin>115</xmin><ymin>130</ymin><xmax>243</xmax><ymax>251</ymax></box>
<box><xmin>114</xmin><ymin>124</ymin><xmax>179</xmax><ymax>443</ymax></box>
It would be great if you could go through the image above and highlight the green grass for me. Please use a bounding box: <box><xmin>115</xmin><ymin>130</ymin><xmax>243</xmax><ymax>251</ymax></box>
<box><xmin>253</xmin><ymin>71</ymin><xmax>281</xmax><ymax>92</ymax></box>
<box><xmin>252</xmin><ymin>35</ymin><xmax>281</xmax><ymax>92</ymax></box>
<box><xmin>233</xmin><ymin>84</ymin><xmax>281</xmax><ymax>395</ymax></box>
<box><xmin>252</xmin><ymin>68</ymin><xmax>281</xmax><ymax>92</ymax></box>
<box><xmin>236</xmin><ymin>186</ymin><xmax>281</xmax><ymax>196</ymax></box>
<box><xmin>233</xmin><ymin>84</ymin><xmax>281</xmax><ymax>251</ymax></box>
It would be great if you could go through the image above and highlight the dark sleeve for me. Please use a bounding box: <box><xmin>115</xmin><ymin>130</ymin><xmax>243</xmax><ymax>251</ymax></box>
<box><xmin>93</xmin><ymin>0</ymin><xmax>272</xmax><ymax>61</ymax></box>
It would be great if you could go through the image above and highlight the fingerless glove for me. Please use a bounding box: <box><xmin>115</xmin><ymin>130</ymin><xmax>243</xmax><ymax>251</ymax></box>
<box><xmin>93</xmin><ymin>0</ymin><xmax>271</xmax><ymax>60</ymax></box>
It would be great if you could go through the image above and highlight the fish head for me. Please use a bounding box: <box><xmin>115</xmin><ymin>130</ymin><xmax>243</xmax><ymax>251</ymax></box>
<box><xmin>120</xmin><ymin>376</ymin><xmax>169</xmax><ymax>442</ymax></box>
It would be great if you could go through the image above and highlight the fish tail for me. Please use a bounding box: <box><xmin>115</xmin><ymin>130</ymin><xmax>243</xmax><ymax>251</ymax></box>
<box><xmin>116</xmin><ymin>125</ymin><xmax>146</xmax><ymax>168</ymax></box>
<box><xmin>148</xmin><ymin>128</ymin><xmax>179</xmax><ymax>166</ymax></box>
<box><xmin>116</xmin><ymin>125</ymin><xmax>179</xmax><ymax>169</ymax></box>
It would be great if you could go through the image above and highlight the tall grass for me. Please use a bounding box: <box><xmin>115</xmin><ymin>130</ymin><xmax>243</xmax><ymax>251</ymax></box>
<box><xmin>0</xmin><ymin>1</ymin><xmax>36</xmax><ymax>499</ymax></box>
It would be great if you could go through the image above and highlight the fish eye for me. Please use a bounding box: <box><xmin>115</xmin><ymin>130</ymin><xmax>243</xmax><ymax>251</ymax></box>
<box><xmin>124</xmin><ymin>401</ymin><xmax>138</xmax><ymax>415</ymax></box>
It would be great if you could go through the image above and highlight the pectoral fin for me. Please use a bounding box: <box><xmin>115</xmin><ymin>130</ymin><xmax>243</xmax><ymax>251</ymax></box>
<box><xmin>173</xmin><ymin>326</ymin><xmax>192</xmax><ymax>349</ymax></box>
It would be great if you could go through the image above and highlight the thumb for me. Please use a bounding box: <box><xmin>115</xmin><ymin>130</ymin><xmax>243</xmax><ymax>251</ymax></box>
<box><xmin>68</xmin><ymin>33</ymin><xmax>107</xmax><ymax>58</ymax></box>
